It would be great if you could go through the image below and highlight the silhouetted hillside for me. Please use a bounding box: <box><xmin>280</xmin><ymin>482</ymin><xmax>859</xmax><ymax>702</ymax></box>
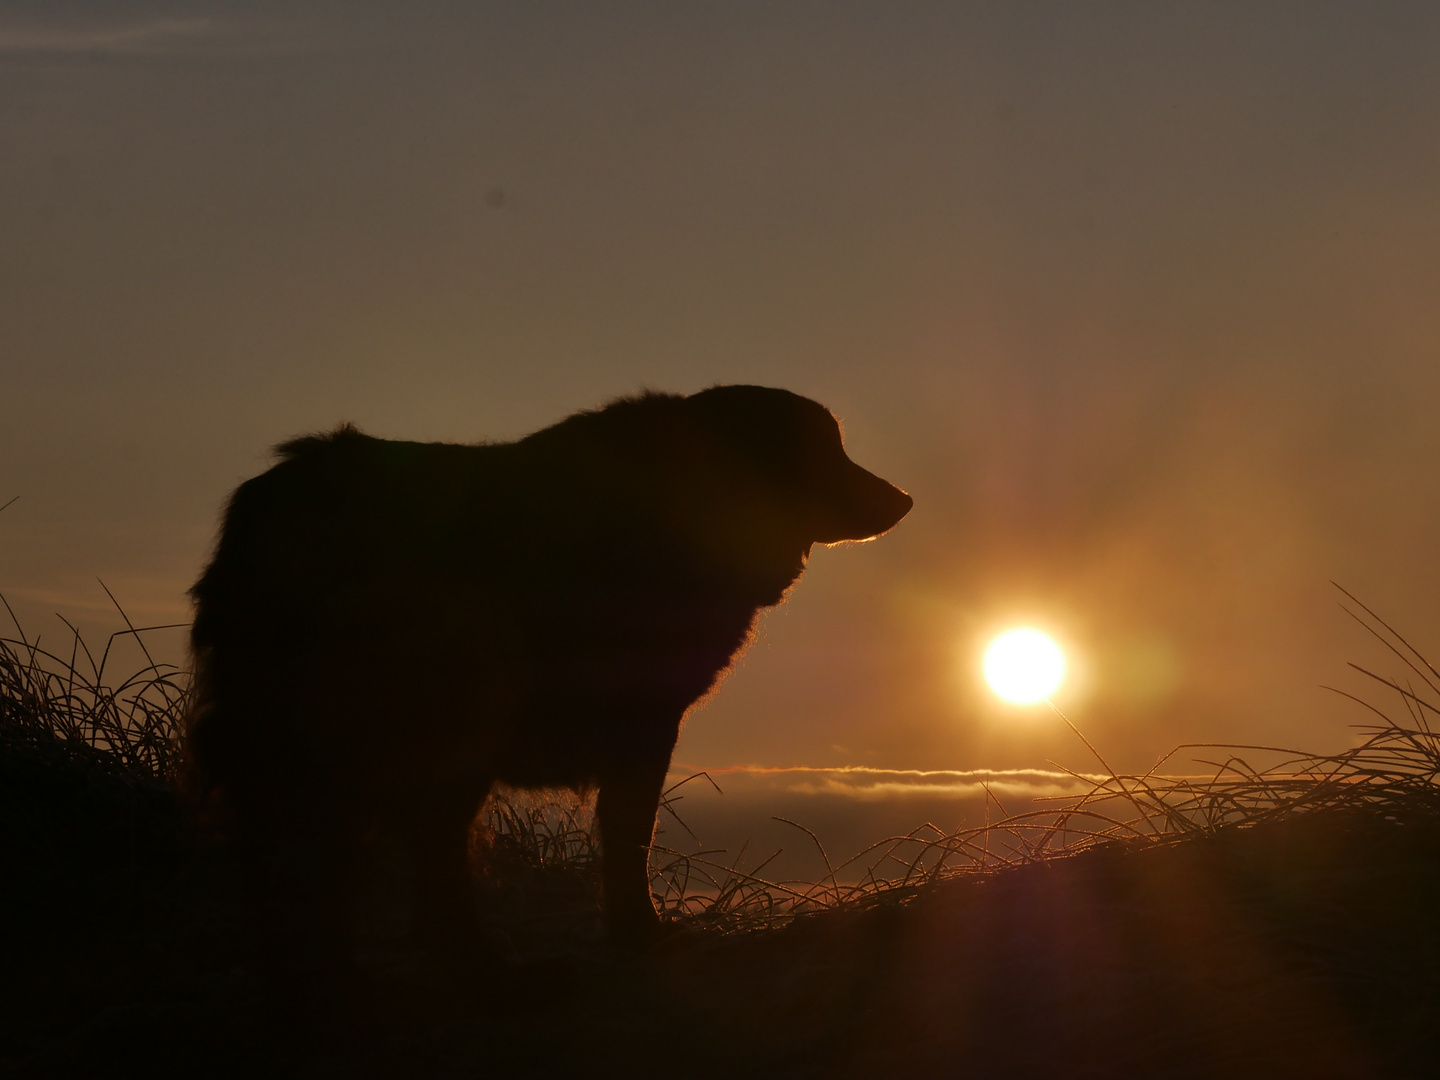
<box><xmin>5</xmin><ymin>607</ymin><xmax>1440</xmax><ymax>1077</ymax></box>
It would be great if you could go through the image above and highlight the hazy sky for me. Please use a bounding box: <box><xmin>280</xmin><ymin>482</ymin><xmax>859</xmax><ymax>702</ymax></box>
<box><xmin>6</xmin><ymin>1</ymin><xmax>1440</xmax><ymax>784</ymax></box>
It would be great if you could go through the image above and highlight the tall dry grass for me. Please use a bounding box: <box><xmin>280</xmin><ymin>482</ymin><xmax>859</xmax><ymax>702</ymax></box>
<box><xmin>4</xmin><ymin>584</ymin><xmax>1439</xmax><ymax>940</ymax></box>
<box><xmin>0</xmin><ymin>593</ymin><xmax>186</xmax><ymax>779</ymax></box>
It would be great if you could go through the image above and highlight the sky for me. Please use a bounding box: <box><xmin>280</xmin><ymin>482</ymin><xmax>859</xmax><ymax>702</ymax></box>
<box><xmin>5</xmin><ymin>2</ymin><xmax>1440</xmax><ymax>847</ymax></box>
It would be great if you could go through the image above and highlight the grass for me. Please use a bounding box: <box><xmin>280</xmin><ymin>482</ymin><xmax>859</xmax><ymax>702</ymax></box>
<box><xmin>0</xmin><ymin>591</ymin><xmax>186</xmax><ymax>781</ymax></box>
<box><xmin>4</xmin><ymin>584</ymin><xmax>1440</xmax><ymax>1076</ymax></box>
<box><xmin>6</xmin><ymin>584</ymin><xmax>1440</xmax><ymax>932</ymax></box>
<box><xmin>0</xmin><ymin>592</ymin><xmax>192</xmax><ymax>910</ymax></box>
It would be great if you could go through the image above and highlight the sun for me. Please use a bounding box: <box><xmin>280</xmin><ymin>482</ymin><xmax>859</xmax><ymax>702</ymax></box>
<box><xmin>983</xmin><ymin>628</ymin><xmax>1066</xmax><ymax>705</ymax></box>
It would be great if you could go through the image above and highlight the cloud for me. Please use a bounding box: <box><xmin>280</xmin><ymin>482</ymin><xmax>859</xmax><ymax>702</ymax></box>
<box><xmin>1</xmin><ymin>581</ymin><xmax>193</xmax><ymax>638</ymax></box>
<box><xmin>0</xmin><ymin>15</ymin><xmax>318</xmax><ymax>59</ymax></box>
<box><xmin>670</xmin><ymin>764</ymin><xmax>1108</xmax><ymax>802</ymax></box>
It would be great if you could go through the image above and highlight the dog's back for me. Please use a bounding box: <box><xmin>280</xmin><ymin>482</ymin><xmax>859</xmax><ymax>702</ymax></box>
<box><xmin>189</xmin><ymin>397</ymin><xmax>764</xmax><ymax>797</ymax></box>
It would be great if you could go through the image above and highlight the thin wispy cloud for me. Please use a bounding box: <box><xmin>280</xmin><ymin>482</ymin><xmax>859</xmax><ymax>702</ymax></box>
<box><xmin>0</xmin><ymin>582</ymin><xmax>193</xmax><ymax>631</ymax></box>
<box><xmin>671</xmin><ymin>764</ymin><xmax>1108</xmax><ymax>801</ymax></box>
<box><xmin>0</xmin><ymin>16</ymin><xmax>321</xmax><ymax>59</ymax></box>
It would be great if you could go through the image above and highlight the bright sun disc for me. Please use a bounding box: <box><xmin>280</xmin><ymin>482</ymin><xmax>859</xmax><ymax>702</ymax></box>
<box><xmin>983</xmin><ymin>628</ymin><xmax>1066</xmax><ymax>704</ymax></box>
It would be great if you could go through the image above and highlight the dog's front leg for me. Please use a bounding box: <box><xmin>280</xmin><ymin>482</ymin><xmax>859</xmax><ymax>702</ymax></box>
<box><xmin>596</xmin><ymin>731</ymin><xmax>678</xmax><ymax>948</ymax></box>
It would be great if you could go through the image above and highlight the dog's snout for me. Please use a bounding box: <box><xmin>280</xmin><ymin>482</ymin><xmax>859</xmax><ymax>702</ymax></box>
<box><xmin>864</xmin><ymin>476</ymin><xmax>912</xmax><ymax>536</ymax></box>
<box><xmin>813</xmin><ymin>463</ymin><xmax>912</xmax><ymax>544</ymax></box>
<box><xmin>887</xmin><ymin>485</ymin><xmax>914</xmax><ymax>527</ymax></box>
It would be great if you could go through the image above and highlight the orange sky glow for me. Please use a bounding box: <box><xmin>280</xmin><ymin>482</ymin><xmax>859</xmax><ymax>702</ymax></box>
<box><xmin>5</xmin><ymin>2</ymin><xmax>1440</xmax><ymax>807</ymax></box>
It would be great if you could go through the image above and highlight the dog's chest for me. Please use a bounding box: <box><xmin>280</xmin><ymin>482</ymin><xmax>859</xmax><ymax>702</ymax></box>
<box><xmin>516</xmin><ymin>585</ymin><xmax>757</xmax><ymax>706</ymax></box>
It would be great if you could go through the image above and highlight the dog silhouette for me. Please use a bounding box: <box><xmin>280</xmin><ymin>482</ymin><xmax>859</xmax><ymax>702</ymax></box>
<box><xmin>186</xmin><ymin>385</ymin><xmax>911</xmax><ymax>974</ymax></box>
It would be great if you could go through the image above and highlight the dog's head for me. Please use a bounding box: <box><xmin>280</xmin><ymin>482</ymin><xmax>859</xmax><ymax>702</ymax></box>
<box><xmin>679</xmin><ymin>385</ymin><xmax>911</xmax><ymax>601</ymax></box>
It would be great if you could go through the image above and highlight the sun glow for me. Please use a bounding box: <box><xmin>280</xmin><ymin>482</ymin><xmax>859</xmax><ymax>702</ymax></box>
<box><xmin>983</xmin><ymin>628</ymin><xmax>1066</xmax><ymax>705</ymax></box>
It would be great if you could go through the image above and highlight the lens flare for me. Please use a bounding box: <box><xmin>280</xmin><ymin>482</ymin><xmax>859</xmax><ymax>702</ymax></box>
<box><xmin>983</xmin><ymin>628</ymin><xmax>1066</xmax><ymax>704</ymax></box>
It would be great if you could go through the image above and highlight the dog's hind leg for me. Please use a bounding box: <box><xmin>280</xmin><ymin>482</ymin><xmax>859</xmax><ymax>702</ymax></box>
<box><xmin>395</xmin><ymin>780</ymin><xmax>494</xmax><ymax>976</ymax></box>
<box><xmin>228</xmin><ymin>778</ymin><xmax>360</xmax><ymax>1044</ymax></box>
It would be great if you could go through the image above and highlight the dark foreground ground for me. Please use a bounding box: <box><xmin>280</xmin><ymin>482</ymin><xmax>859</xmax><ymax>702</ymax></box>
<box><xmin>5</xmin><ymin>731</ymin><xmax>1440</xmax><ymax>1079</ymax></box>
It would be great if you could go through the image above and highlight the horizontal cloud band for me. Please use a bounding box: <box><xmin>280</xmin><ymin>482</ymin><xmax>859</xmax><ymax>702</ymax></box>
<box><xmin>668</xmin><ymin>764</ymin><xmax>1110</xmax><ymax>801</ymax></box>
